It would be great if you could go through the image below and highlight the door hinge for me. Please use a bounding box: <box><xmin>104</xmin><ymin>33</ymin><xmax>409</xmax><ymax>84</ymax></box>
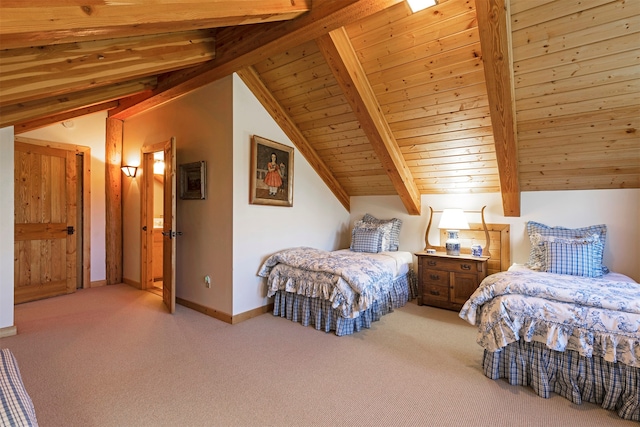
<box><xmin>67</xmin><ymin>226</ymin><xmax>75</xmax><ymax>235</ymax></box>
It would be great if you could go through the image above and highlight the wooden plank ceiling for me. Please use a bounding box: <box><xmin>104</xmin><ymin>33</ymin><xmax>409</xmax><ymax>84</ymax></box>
<box><xmin>1</xmin><ymin>0</ymin><xmax>638</xmax><ymax>216</ymax></box>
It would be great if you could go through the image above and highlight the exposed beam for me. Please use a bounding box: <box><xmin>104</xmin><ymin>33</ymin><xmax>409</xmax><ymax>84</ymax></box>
<box><xmin>14</xmin><ymin>101</ymin><xmax>118</xmax><ymax>135</ymax></box>
<box><xmin>237</xmin><ymin>66</ymin><xmax>351</xmax><ymax>212</ymax></box>
<box><xmin>0</xmin><ymin>0</ymin><xmax>310</xmax><ymax>49</ymax></box>
<box><xmin>105</xmin><ymin>117</ymin><xmax>124</xmax><ymax>285</ymax></box>
<box><xmin>476</xmin><ymin>0</ymin><xmax>520</xmax><ymax>217</ymax></box>
<box><xmin>1</xmin><ymin>29</ymin><xmax>216</xmax><ymax>108</ymax></box>
<box><xmin>110</xmin><ymin>0</ymin><xmax>403</xmax><ymax>120</ymax></box>
<box><xmin>316</xmin><ymin>27</ymin><xmax>421</xmax><ymax>215</ymax></box>
<box><xmin>0</xmin><ymin>77</ymin><xmax>156</xmax><ymax>128</ymax></box>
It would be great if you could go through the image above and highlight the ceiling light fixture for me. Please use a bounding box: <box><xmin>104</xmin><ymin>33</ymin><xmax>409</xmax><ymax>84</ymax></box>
<box><xmin>153</xmin><ymin>159</ymin><xmax>165</xmax><ymax>175</ymax></box>
<box><xmin>406</xmin><ymin>0</ymin><xmax>438</xmax><ymax>13</ymax></box>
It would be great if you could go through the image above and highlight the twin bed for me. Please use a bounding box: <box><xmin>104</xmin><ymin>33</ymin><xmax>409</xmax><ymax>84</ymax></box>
<box><xmin>460</xmin><ymin>221</ymin><xmax>639</xmax><ymax>421</ymax></box>
<box><xmin>258</xmin><ymin>214</ymin><xmax>417</xmax><ymax>336</ymax></box>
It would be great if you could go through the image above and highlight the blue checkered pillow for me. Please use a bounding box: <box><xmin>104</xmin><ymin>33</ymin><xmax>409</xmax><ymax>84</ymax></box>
<box><xmin>526</xmin><ymin>221</ymin><xmax>608</xmax><ymax>275</ymax></box>
<box><xmin>351</xmin><ymin>227</ymin><xmax>383</xmax><ymax>253</ymax></box>
<box><xmin>350</xmin><ymin>220</ymin><xmax>393</xmax><ymax>252</ymax></box>
<box><xmin>544</xmin><ymin>237</ymin><xmax>600</xmax><ymax>277</ymax></box>
<box><xmin>362</xmin><ymin>214</ymin><xmax>402</xmax><ymax>251</ymax></box>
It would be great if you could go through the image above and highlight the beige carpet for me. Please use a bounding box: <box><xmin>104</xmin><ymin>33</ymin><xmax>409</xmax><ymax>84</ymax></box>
<box><xmin>1</xmin><ymin>284</ymin><xmax>635</xmax><ymax>427</ymax></box>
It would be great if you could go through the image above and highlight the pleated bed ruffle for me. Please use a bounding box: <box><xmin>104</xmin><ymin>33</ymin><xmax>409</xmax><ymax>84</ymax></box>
<box><xmin>476</xmin><ymin>311</ymin><xmax>640</xmax><ymax>368</ymax></box>
<box><xmin>483</xmin><ymin>340</ymin><xmax>639</xmax><ymax>421</ymax></box>
<box><xmin>271</xmin><ymin>270</ymin><xmax>416</xmax><ymax>336</ymax></box>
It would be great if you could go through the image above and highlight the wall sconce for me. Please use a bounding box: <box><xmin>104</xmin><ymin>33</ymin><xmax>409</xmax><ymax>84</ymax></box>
<box><xmin>406</xmin><ymin>0</ymin><xmax>438</xmax><ymax>13</ymax></box>
<box><xmin>438</xmin><ymin>209</ymin><xmax>469</xmax><ymax>256</ymax></box>
<box><xmin>121</xmin><ymin>166</ymin><xmax>138</xmax><ymax>178</ymax></box>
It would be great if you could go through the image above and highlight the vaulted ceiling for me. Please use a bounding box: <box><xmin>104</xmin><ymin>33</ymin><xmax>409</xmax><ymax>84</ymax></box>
<box><xmin>2</xmin><ymin>0</ymin><xmax>638</xmax><ymax>216</ymax></box>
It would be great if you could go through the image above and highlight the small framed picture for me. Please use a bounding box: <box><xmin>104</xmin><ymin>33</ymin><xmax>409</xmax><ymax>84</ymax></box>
<box><xmin>250</xmin><ymin>135</ymin><xmax>293</xmax><ymax>207</ymax></box>
<box><xmin>179</xmin><ymin>161</ymin><xmax>206</xmax><ymax>200</ymax></box>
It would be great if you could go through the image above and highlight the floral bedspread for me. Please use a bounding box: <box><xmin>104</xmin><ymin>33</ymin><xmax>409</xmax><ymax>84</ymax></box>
<box><xmin>459</xmin><ymin>269</ymin><xmax>640</xmax><ymax>368</ymax></box>
<box><xmin>258</xmin><ymin>247</ymin><xmax>394</xmax><ymax>319</ymax></box>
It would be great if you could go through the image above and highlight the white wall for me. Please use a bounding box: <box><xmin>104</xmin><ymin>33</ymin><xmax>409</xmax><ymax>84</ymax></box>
<box><xmin>19</xmin><ymin>113</ymin><xmax>108</xmax><ymax>283</ymax></box>
<box><xmin>123</xmin><ymin>76</ymin><xmax>235</xmax><ymax>313</ymax></box>
<box><xmin>351</xmin><ymin>189</ymin><xmax>640</xmax><ymax>281</ymax></box>
<box><xmin>122</xmin><ymin>74</ymin><xmax>350</xmax><ymax>317</ymax></box>
<box><xmin>232</xmin><ymin>74</ymin><xmax>350</xmax><ymax>315</ymax></box>
<box><xmin>0</xmin><ymin>127</ymin><xmax>15</xmax><ymax>331</ymax></box>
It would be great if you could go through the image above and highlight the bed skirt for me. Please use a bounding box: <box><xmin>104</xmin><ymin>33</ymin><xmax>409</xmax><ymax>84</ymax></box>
<box><xmin>272</xmin><ymin>270</ymin><xmax>416</xmax><ymax>336</ymax></box>
<box><xmin>483</xmin><ymin>340</ymin><xmax>639</xmax><ymax>421</ymax></box>
<box><xmin>0</xmin><ymin>348</ymin><xmax>39</xmax><ymax>427</ymax></box>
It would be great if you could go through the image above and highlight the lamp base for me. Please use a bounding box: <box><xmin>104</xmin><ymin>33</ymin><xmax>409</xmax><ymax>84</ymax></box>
<box><xmin>445</xmin><ymin>230</ymin><xmax>461</xmax><ymax>256</ymax></box>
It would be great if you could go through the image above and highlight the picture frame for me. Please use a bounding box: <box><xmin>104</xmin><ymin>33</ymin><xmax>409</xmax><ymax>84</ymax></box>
<box><xmin>179</xmin><ymin>161</ymin><xmax>206</xmax><ymax>200</ymax></box>
<box><xmin>250</xmin><ymin>135</ymin><xmax>293</xmax><ymax>207</ymax></box>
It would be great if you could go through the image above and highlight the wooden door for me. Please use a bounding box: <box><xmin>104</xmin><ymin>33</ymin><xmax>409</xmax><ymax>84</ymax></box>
<box><xmin>14</xmin><ymin>141</ymin><xmax>77</xmax><ymax>303</ymax></box>
<box><xmin>162</xmin><ymin>137</ymin><xmax>176</xmax><ymax>313</ymax></box>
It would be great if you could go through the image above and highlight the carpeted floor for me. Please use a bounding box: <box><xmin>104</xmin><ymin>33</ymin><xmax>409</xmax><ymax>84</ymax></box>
<box><xmin>1</xmin><ymin>284</ymin><xmax>636</xmax><ymax>427</ymax></box>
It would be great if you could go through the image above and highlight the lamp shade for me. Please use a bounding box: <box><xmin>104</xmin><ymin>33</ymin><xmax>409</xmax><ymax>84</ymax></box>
<box><xmin>438</xmin><ymin>209</ymin><xmax>469</xmax><ymax>230</ymax></box>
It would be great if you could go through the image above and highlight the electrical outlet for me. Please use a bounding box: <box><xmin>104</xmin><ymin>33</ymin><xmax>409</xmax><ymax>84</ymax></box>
<box><xmin>204</xmin><ymin>275</ymin><xmax>211</xmax><ymax>288</ymax></box>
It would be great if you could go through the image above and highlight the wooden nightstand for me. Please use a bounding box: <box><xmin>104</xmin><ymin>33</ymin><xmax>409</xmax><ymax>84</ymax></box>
<box><xmin>415</xmin><ymin>251</ymin><xmax>490</xmax><ymax>311</ymax></box>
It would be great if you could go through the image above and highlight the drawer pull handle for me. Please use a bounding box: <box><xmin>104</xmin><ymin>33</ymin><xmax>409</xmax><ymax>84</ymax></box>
<box><xmin>461</xmin><ymin>264</ymin><xmax>471</xmax><ymax>270</ymax></box>
<box><xmin>429</xmin><ymin>274</ymin><xmax>440</xmax><ymax>280</ymax></box>
<box><xmin>429</xmin><ymin>290</ymin><xmax>440</xmax><ymax>296</ymax></box>
<box><xmin>427</xmin><ymin>261</ymin><xmax>437</xmax><ymax>266</ymax></box>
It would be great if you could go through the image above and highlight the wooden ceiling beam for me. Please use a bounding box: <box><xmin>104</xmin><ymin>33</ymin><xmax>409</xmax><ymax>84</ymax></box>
<box><xmin>1</xmin><ymin>29</ymin><xmax>216</xmax><ymax>108</ymax></box>
<box><xmin>110</xmin><ymin>0</ymin><xmax>404</xmax><ymax>120</ymax></box>
<box><xmin>237</xmin><ymin>66</ymin><xmax>351</xmax><ymax>212</ymax></box>
<box><xmin>14</xmin><ymin>101</ymin><xmax>119</xmax><ymax>135</ymax></box>
<box><xmin>316</xmin><ymin>27</ymin><xmax>421</xmax><ymax>215</ymax></box>
<box><xmin>476</xmin><ymin>0</ymin><xmax>521</xmax><ymax>217</ymax></box>
<box><xmin>0</xmin><ymin>0</ymin><xmax>310</xmax><ymax>49</ymax></box>
<box><xmin>0</xmin><ymin>77</ymin><xmax>156</xmax><ymax>128</ymax></box>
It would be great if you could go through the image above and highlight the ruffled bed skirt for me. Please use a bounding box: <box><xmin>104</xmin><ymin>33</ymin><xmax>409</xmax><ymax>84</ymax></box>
<box><xmin>272</xmin><ymin>270</ymin><xmax>417</xmax><ymax>336</ymax></box>
<box><xmin>483</xmin><ymin>340</ymin><xmax>639</xmax><ymax>421</ymax></box>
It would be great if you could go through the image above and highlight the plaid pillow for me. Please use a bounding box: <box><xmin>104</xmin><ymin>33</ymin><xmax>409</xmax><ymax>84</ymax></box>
<box><xmin>544</xmin><ymin>238</ymin><xmax>600</xmax><ymax>277</ymax></box>
<box><xmin>362</xmin><ymin>214</ymin><xmax>402</xmax><ymax>251</ymax></box>
<box><xmin>526</xmin><ymin>221</ymin><xmax>608</xmax><ymax>275</ymax></box>
<box><xmin>351</xmin><ymin>227</ymin><xmax>383</xmax><ymax>253</ymax></box>
<box><xmin>350</xmin><ymin>220</ymin><xmax>393</xmax><ymax>252</ymax></box>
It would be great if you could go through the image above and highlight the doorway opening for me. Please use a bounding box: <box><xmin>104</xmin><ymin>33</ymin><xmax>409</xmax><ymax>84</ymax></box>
<box><xmin>141</xmin><ymin>137</ymin><xmax>176</xmax><ymax>313</ymax></box>
<box><xmin>149</xmin><ymin>150</ymin><xmax>165</xmax><ymax>297</ymax></box>
<box><xmin>143</xmin><ymin>150</ymin><xmax>165</xmax><ymax>297</ymax></box>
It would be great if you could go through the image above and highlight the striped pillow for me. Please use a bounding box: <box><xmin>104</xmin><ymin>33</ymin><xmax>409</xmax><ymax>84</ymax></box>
<box><xmin>543</xmin><ymin>236</ymin><xmax>601</xmax><ymax>277</ymax></box>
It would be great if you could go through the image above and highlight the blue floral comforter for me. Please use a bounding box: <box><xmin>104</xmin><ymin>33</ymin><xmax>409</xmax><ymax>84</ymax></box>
<box><xmin>459</xmin><ymin>269</ymin><xmax>640</xmax><ymax>368</ymax></box>
<box><xmin>258</xmin><ymin>247</ymin><xmax>395</xmax><ymax>319</ymax></box>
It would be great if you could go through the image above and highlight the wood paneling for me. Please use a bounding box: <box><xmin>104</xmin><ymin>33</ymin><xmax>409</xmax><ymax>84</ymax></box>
<box><xmin>3</xmin><ymin>0</ymin><xmax>639</xmax><ymax>222</ymax></box>
<box><xmin>0</xmin><ymin>0</ymin><xmax>311</xmax><ymax>49</ymax></box>
<box><xmin>510</xmin><ymin>0</ymin><xmax>640</xmax><ymax>192</ymax></box>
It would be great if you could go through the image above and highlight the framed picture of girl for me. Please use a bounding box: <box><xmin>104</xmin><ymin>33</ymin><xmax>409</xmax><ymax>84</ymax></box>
<box><xmin>250</xmin><ymin>135</ymin><xmax>294</xmax><ymax>207</ymax></box>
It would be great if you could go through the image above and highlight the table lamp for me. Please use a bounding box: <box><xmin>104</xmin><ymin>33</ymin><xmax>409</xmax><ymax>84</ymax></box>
<box><xmin>438</xmin><ymin>209</ymin><xmax>469</xmax><ymax>256</ymax></box>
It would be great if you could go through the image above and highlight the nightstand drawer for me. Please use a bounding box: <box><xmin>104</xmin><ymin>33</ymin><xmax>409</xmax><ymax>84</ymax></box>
<box><xmin>423</xmin><ymin>269</ymin><xmax>449</xmax><ymax>287</ymax></box>
<box><xmin>427</xmin><ymin>257</ymin><xmax>484</xmax><ymax>274</ymax></box>
<box><xmin>423</xmin><ymin>284</ymin><xmax>449</xmax><ymax>302</ymax></box>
